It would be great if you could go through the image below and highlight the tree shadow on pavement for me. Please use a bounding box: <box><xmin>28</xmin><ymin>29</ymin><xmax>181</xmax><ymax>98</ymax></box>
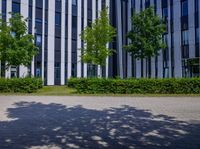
<box><xmin>0</xmin><ymin>102</ymin><xmax>200</xmax><ymax>149</ymax></box>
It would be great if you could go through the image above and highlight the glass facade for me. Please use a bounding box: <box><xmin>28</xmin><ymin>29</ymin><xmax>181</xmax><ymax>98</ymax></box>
<box><xmin>0</xmin><ymin>0</ymin><xmax>199</xmax><ymax>84</ymax></box>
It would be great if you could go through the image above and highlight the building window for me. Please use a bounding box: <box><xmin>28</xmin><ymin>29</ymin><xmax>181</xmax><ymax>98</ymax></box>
<box><xmin>145</xmin><ymin>0</ymin><xmax>150</xmax><ymax>8</ymax></box>
<box><xmin>72</xmin><ymin>0</ymin><xmax>77</xmax><ymax>6</ymax></box>
<box><xmin>181</xmin><ymin>0</ymin><xmax>188</xmax><ymax>17</ymax></box>
<box><xmin>196</xmin><ymin>28</ymin><xmax>199</xmax><ymax>43</ymax></box>
<box><xmin>154</xmin><ymin>0</ymin><xmax>157</xmax><ymax>13</ymax></box>
<box><xmin>182</xmin><ymin>30</ymin><xmax>189</xmax><ymax>45</ymax></box>
<box><xmin>2</xmin><ymin>0</ymin><xmax>6</xmax><ymax>20</ymax></box>
<box><xmin>12</xmin><ymin>2</ymin><xmax>20</xmax><ymax>13</ymax></box>
<box><xmin>55</xmin><ymin>12</ymin><xmax>61</xmax><ymax>26</ymax></box>
<box><xmin>36</xmin><ymin>67</ymin><xmax>41</xmax><ymax>77</ymax></box>
<box><xmin>182</xmin><ymin>45</ymin><xmax>189</xmax><ymax>58</ymax></box>
<box><xmin>55</xmin><ymin>62</ymin><xmax>61</xmax><ymax>79</ymax></box>
<box><xmin>163</xmin><ymin>34</ymin><xmax>168</xmax><ymax>45</ymax></box>
<box><xmin>195</xmin><ymin>0</ymin><xmax>199</xmax><ymax>13</ymax></box>
<box><xmin>36</xmin><ymin>0</ymin><xmax>43</xmax><ymax>8</ymax></box>
<box><xmin>170</xmin><ymin>0</ymin><xmax>173</xmax><ymax>5</ymax></box>
<box><xmin>72</xmin><ymin>16</ymin><xmax>77</xmax><ymax>39</ymax></box>
<box><xmin>162</xmin><ymin>7</ymin><xmax>168</xmax><ymax>20</ymax></box>
<box><xmin>102</xmin><ymin>0</ymin><xmax>106</xmax><ymax>8</ymax></box>
<box><xmin>36</xmin><ymin>35</ymin><xmax>42</xmax><ymax>46</ymax></box>
<box><xmin>170</xmin><ymin>2</ymin><xmax>174</xmax><ymax>32</ymax></box>
<box><xmin>162</xmin><ymin>0</ymin><xmax>168</xmax><ymax>8</ymax></box>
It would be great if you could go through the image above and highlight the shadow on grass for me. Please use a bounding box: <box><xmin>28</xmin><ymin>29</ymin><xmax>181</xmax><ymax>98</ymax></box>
<box><xmin>0</xmin><ymin>102</ymin><xmax>200</xmax><ymax>149</ymax></box>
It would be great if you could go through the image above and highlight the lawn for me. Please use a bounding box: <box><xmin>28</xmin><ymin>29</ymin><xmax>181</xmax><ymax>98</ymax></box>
<box><xmin>0</xmin><ymin>86</ymin><xmax>76</xmax><ymax>96</ymax></box>
<box><xmin>33</xmin><ymin>86</ymin><xmax>76</xmax><ymax>96</ymax></box>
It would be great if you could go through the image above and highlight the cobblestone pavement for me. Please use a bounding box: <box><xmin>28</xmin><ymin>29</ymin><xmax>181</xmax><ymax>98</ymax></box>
<box><xmin>0</xmin><ymin>96</ymin><xmax>200</xmax><ymax>149</ymax></box>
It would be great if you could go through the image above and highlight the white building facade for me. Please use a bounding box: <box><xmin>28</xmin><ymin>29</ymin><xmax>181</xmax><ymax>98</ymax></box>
<box><xmin>109</xmin><ymin>0</ymin><xmax>200</xmax><ymax>79</ymax></box>
<box><xmin>0</xmin><ymin>0</ymin><xmax>200</xmax><ymax>85</ymax></box>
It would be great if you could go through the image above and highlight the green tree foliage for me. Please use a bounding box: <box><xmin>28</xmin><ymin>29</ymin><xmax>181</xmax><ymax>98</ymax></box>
<box><xmin>81</xmin><ymin>7</ymin><xmax>116</xmax><ymax>66</ymax></box>
<box><xmin>124</xmin><ymin>7</ymin><xmax>166</xmax><ymax>59</ymax></box>
<box><xmin>0</xmin><ymin>13</ymin><xmax>38</xmax><ymax>69</ymax></box>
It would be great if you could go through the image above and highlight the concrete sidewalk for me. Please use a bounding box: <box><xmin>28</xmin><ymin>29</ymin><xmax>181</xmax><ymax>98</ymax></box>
<box><xmin>0</xmin><ymin>96</ymin><xmax>200</xmax><ymax>149</ymax></box>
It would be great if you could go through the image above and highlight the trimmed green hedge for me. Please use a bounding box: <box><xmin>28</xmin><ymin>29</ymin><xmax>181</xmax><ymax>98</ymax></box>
<box><xmin>0</xmin><ymin>78</ymin><xmax>43</xmax><ymax>93</ymax></box>
<box><xmin>68</xmin><ymin>78</ymin><xmax>200</xmax><ymax>94</ymax></box>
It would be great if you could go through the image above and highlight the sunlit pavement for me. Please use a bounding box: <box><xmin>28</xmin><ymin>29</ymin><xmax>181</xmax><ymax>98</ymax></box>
<box><xmin>0</xmin><ymin>96</ymin><xmax>200</xmax><ymax>149</ymax></box>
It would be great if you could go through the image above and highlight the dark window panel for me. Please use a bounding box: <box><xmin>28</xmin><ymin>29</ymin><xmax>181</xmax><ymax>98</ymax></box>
<box><xmin>29</xmin><ymin>0</ymin><xmax>33</xmax><ymax>6</ymax></box>
<box><xmin>182</xmin><ymin>45</ymin><xmax>189</xmax><ymax>58</ymax></box>
<box><xmin>181</xmin><ymin>0</ymin><xmax>188</xmax><ymax>17</ymax></box>
<box><xmin>55</xmin><ymin>12</ymin><xmax>61</xmax><ymax>26</ymax></box>
<box><xmin>182</xmin><ymin>30</ymin><xmax>189</xmax><ymax>45</ymax></box>
<box><xmin>72</xmin><ymin>0</ymin><xmax>77</xmax><ymax>6</ymax></box>
<box><xmin>145</xmin><ymin>0</ymin><xmax>150</xmax><ymax>8</ymax></box>
<box><xmin>72</xmin><ymin>5</ymin><xmax>77</xmax><ymax>16</ymax></box>
<box><xmin>55</xmin><ymin>37</ymin><xmax>61</xmax><ymax>51</ymax></box>
<box><xmin>72</xmin><ymin>16</ymin><xmax>77</xmax><ymax>39</ymax></box>
<box><xmin>102</xmin><ymin>0</ymin><xmax>106</xmax><ymax>8</ymax></box>
<box><xmin>36</xmin><ymin>0</ymin><xmax>43</xmax><ymax>8</ymax></box>
<box><xmin>12</xmin><ymin>2</ymin><xmax>20</xmax><ymax>13</ymax></box>
<box><xmin>55</xmin><ymin>0</ymin><xmax>62</xmax><ymax>12</ymax></box>
<box><xmin>195</xmin><ymin>45</ymin><xmax>199</xmax><ymax>57</ymax></box>
<box><xmin>35</xmin><ymin>22</ymin><xmax>43</xmax><ymax>34</ymax></box>
<box><xmin>55</xmin><ymin>26</ymin><xmax>61</xmax><ymax>37</ymax></box>
<box><xmin>36</xmin><ymin>8</ymin><xmax>43</xmax><ymax>20</ymax></box>
<box><xmin>54</xmin><ymin>62</ymin><xmax>61</xmax><ymax>85</ymax></box>
<box><xmin>181</xmin><ymin>16</ymin><xmax>188</xmax><ymax>30</ymax></box>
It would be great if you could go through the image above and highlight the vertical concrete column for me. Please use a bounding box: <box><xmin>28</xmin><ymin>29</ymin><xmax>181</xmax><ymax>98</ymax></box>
<box><xmin>167</xmin><ymin>0</ymin><xmax>172</xmax><ymax>78</ymax></box>
<box><xmin>116</xmin><ymin>0</ymin><xmax>124</xmax><ymax>78</ymax></box>
<box><xmin>173</xmin><ymin>0</ymin><xmax>182</xmax><ymax>77</ymax></box>
<box><xmin>61</xmin><ymin>0</ymin><xmax>66</xmax><ymax>84</ymax></box>
<box><xmin>135</xmin><ymin>0</ymin><xmax>141</xmax><ymax>78</ymax></box>
<box><xmin>174</xmin><ymin>0</ymin><xmax>182</xmax><ymax>77</ymax></box>
<box><xmin>19</xmin><ymin>1</ymin><xmax>29</xmax><ymax>78</ymax></box>
<box><xmin>188</xmin><ymin>0</ymin><xmax>195</xmax><ymax>58</ymax></box>
<box><xmin>157</xmin><ymin>0</ymin><xmax>163</xmax><ymax>78</ymax></box>
<box><xmin>127</xmin><ymin>0</ymin><xmax>132</xmax><ymax>78</ymax></box>
<box><xmin>105</xmin><ymin>0</ymin><xmax>110</xmax><ymax>78</ymax></box>
<box><xmin>97</xmin><ymin>0</ymin><xmax>102</xmax><ymax>77</ymax></box>
<box><xmin>83</xmin><ymin>0</ymin><xmax>88</xmax><ymax>77</ymax></box>
<box><xmin>76</xmin><ymin>0</ymin><xmax>82</xmax><ymax>78</ymax></box>
<box><xmin>67</xmin><ymin>0</ymin><xmax>72</xmax><ymax>79</ymax></box>
<box><xmin>5</xmin><ymin>0</ymin><xmax>12</xmax><ymax>78</ymax></box>
<box><xmin>47</xmin><ymin>0</ymin><xmax>55</xmax><ymax>85</ymax></box>
<box><xmin>31</xmin><ymin>0</ymin><xmax>36</xmax><ymax>77</ymax></box>
<box><xmin>6</xmin><ymin>0</ymin><xmax>11</xmax><ymax>17</ymax></box>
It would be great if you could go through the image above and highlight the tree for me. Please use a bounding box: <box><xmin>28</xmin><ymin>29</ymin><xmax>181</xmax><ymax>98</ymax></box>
<box><xmin>81</xmin><ymin>7</ymin><xmax>116</xmax><ymax>76</ymax></box>
<box><xmin>124</xmin><ymin>7</ymin><xmax>166</xmax><ymax>59</ymax></box>
<box><xmin>0</xmin><ymin>13</ymin><xmax>38</xmax><ymax>71</ymax></box>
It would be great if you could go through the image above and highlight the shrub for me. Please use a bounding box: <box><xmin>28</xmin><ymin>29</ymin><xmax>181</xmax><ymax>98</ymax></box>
<box><xmin>0</xmin><ymin>78</ymin><xmax>43</xmax><ymax>93</ymax></box>
<box><xmin>67</xmin><ymin>78</ymin><xmax>200</xmax><ymax>94</ymax></box>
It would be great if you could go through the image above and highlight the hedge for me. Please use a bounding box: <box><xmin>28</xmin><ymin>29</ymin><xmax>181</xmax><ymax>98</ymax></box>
<box><xmin>67</xmin><ymin>78</ymin><xmax>200</xmax><ymax>94</ymax></box>
<box><xmin>0</xmin><ymin>78</ymin><xmax>43</xmax><ymax>93</ymax></box>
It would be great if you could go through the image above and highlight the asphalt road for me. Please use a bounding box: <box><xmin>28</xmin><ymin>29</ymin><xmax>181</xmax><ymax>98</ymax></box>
<box><xmin>0</xmin><ymin>96</ymin><xmax>200</xmax><ymax>149</ymax></box>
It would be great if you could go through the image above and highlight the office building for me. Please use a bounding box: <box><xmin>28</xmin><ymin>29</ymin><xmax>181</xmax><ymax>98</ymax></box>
<box><xmin>0</xmin><ymin>0</ymin><xmax>199</xmax><ymax>85</ymax></box>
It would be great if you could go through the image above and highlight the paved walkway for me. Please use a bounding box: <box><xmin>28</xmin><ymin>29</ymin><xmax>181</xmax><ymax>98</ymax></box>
<box><xmin>0</xmin><ymin>96</ymin><xmax>200</xmax><ymax>149</ymax></box>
